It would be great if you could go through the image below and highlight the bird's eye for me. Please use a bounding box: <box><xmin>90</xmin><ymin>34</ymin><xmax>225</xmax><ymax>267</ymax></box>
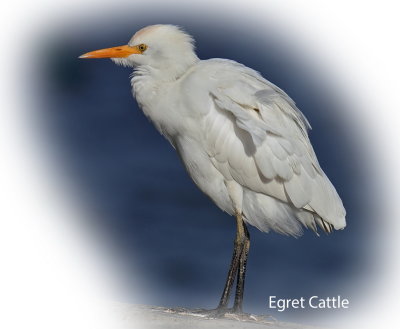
<box><xmin>137</xmin><ymin>44</ymin><xmax>148</xmax><ymax>53</ymax></box>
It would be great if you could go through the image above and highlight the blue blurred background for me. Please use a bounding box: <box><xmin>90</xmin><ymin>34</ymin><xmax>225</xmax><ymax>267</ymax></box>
<box><xmin>36</xmin><ymin>8</ymin><xmax>376</xmax><ymax>325</ymax></box>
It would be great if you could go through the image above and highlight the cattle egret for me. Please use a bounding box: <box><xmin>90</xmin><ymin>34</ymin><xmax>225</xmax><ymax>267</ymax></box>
<box><xmin>80</xmin><ymin>24</ymin><xmax>346</xmax><ymax>317</ymax></box>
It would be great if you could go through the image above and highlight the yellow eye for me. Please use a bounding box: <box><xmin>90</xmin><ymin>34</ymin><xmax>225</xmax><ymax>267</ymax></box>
<box><xmin>137</xmin><ymin>44</ymin><xmax>148</xmax><ymax>53</ymax></box>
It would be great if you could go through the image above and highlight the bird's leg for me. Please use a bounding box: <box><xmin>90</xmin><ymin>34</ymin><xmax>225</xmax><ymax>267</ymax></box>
<box><xmin>193</xmin><ymin>212</ymin><xmax>255</xmax><ymax>320</ymax></box>
<box><xmin>233</xmin><ymin>221</ymin><xmax>250</xmax><ymax>313</ymax></box>
<box><xmin>217</xmin><ymin>211</ymin><xmax>247</xmax><ymax>310</ymax></box>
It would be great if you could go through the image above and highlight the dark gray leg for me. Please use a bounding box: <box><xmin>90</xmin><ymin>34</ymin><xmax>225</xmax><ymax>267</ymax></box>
<box><xmin>233</xmin><ymin>222</ymin><xmax>250</xmax><ymax>313</ymax></box>
<box><xmin>218</xmin><ymin>212</ymin><xmax>250</xmax><ymax>312</ymax></box>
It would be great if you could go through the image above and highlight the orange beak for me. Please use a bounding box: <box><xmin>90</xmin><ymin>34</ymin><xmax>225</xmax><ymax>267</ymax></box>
<box><xmin>79</xmin><ymin>45</ymin><xmax>141</xmax><ymax>59</ymax></box>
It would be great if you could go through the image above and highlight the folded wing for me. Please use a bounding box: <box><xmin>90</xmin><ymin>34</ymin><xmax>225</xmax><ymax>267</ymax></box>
<box><xmin>200</xmin><ymin>59</ymin><xmax>346</xmax><ymax>231</ymax></box>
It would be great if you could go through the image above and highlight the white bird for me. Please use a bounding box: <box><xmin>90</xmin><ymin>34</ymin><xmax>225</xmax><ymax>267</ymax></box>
<box><xmin>80</xmin><ymin>24</ymin><xmax>346</xmax><ymax>317</ymax></box>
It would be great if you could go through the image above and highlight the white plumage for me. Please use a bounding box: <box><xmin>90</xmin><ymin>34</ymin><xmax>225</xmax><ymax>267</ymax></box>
<box><xmin>81</xmin><ymin>24</ymin><xmax>346</xmax><ymax>236</ymax></box>
<box><xmin>80</xmin><ymin>24</ymin><xmax>346</xmax><ymax>313</ymax></box>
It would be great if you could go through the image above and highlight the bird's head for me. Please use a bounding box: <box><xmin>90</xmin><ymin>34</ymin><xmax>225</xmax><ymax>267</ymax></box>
<box><xmin>80</xmin><ymin>24</ymin><xmax>199</xmax><ymax>79</ymax></box>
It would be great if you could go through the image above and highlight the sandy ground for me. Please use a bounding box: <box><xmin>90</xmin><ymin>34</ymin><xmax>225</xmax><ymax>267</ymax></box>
<box><xmin>111</xmin><ymin>304</ymin><xmax>326</xmax><ymax>329</ymax></box>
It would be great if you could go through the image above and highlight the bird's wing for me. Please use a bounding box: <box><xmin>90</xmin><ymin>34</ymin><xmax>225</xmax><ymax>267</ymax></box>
<box><xmin>198</xmin><ymin>59</ymin><xmax>346</xmax><ymax>230</ymax></box>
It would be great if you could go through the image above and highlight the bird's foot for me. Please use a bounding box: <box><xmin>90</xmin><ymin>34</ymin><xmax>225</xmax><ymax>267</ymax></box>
<box><xmin>192</xmin><ymin>307</ymin><xmax>231</xmax><ymax>319</ymax></box>
<box><xmin>190</xmin><ymin>307</ymin><xmax>271</xmax><ymax>322</ymax></box>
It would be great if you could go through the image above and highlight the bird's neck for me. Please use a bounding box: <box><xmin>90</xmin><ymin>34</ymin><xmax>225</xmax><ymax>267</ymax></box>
<box><xmin>133</xmin><ymin>54</ymin><xmax>199</xmax><ymax>82</ymax></box>
<box><xmin>130</xmin><ymin>57</ymin><xmax>200</xmax><ymax>108</ymax></box>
